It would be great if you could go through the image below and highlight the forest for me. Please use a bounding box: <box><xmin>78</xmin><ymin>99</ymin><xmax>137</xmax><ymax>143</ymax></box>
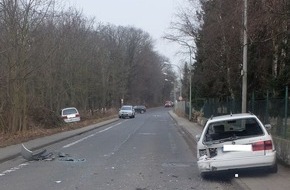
<box><xmin>175</xmin><ymin>0</ymin><xmax>290</xmax><ymax>102</ymax></box>
<box><xmin>0</xmin><ymin>0</ymin><xmax>174</xmax><ymax>134</ymax></box>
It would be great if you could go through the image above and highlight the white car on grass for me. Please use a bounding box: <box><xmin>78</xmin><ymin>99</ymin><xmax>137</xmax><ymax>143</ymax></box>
<box><xmin>196</xmin><ymin>113</ymin><xmax>277</xmax><ymax>178</ymax></box>
<box><xmin>61</xmin><ymin>107</ymin><xmax>80</xmax><ymax>123</ymax></box>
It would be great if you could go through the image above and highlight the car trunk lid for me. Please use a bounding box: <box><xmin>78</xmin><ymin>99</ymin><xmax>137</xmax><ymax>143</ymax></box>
<box><xmin>202</xmin><ymin>136</ymin><xmax>273</xmax><ymax>159</ymax></box>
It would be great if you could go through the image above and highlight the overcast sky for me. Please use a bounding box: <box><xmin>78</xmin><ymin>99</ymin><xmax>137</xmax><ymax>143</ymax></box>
<box><xmin>66</xmin><ymin>0</ymin><xmax>186</xmax><ymax>66</ymax></box>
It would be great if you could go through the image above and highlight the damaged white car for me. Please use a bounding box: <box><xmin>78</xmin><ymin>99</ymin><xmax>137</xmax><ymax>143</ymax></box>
<box><xmin>196</xmin><ymin>113</ymin><xmax>277</xmax><ymax>177</ymax></box>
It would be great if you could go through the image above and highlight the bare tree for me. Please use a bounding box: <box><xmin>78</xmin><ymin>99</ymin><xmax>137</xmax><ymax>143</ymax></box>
<box><xmin>0</xmin><ymin>0</ymin><xmax>56</xmax><ymax>132</ymax></box>
<box><xmin>0</xmin><ymin>1</ymin><xmax>169</xmax><ymax>134</ymax></box>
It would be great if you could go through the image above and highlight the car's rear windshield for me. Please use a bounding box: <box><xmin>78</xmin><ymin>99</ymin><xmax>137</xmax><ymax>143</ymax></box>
<box><xmin>204</xmin><ymin>118</ymin><xmax>264</xmax><ymax>142</ymax></box>
<box><xmin>63</xmin><ymin>108</ymin><xmax>78</xmax><ymax>115</ymax></box>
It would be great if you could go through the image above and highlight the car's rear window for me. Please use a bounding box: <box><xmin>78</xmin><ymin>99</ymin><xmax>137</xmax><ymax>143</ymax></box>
<box><xmin>63</xmin><ymin>108</ymin><xmax>78</xmax><ymax>115</ymax></box>
<box><xmin>204</xmin><ymin>118</ymin><xmax>264</xmax><ymax>142</ymax></box>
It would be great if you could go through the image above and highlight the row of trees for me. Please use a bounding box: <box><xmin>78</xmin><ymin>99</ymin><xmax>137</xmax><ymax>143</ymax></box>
<box><xmin>0</xmin><ymin>0</ymin><xmax>174</xmax><ymax>133</ymax></box>
<box><xmin>168</xmin><ymin>0</ymin><xmax>289</xmax><ymax>107</ymax></box>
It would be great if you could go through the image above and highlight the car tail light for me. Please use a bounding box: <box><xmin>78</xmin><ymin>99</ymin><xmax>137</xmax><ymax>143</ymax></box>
<box><xmin>264</xmin><ymin>140</ymin><xmax>273</xmax><ymax>150</ymax></box>
<box><xmin>252</xmin><ymin>140</ymin><xmax>273</xmax><ymax>151</ymax></box>
<box><xmin>62</xmin><ymin>116</ymin><xmax>68</xmax><ymax>119</ymax></box>
<box><xmin>76</xmin><ymin>114</ymin><xmax>80</xmax><ymax>117</ymax></box>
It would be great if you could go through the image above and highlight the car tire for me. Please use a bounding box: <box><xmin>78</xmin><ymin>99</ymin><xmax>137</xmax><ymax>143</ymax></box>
<box><xmin>200</xmin><ymin>172</ymin><xmax>211</xmax><ymax>179</ymax></box>
<box><xmin>269</xmin><ymin>162</ymin><xmax>278</xmax><ymax>173</ymax></box>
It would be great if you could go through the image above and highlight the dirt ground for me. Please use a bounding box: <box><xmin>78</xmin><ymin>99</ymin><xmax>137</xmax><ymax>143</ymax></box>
<box><xmin>0</xmin><ymin>115</ymin><xmax>117</xmax><ymax>148</ymax></box>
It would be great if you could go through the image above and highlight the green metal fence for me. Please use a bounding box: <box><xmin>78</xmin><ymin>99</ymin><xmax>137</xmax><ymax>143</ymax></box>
<box><xmin>202</xmin><ymin>87</ymin><xmax>290</xmax><ymax>140</ymax></box>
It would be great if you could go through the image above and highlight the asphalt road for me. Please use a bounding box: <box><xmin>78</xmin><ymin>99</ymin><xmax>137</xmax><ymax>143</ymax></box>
<box><xmin>0</xmin><ymin>108</ymin><xmax>241</xmax><ymax>190</ymax></box>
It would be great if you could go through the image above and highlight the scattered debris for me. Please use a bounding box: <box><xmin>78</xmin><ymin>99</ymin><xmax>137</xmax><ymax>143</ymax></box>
<box><xmin>58</xmin><ymin>157</ymin><xmax>86</xmax><ymax>162</ymax></box>
<box><xmin>21</xmin><ymin>144</ymin><xmax>52</xmax><ymax>161</ymax></box>
<box><xmin>21</xmin><ymin>144</ymin><xmax>85</xmax><ymax>162</ymax></box>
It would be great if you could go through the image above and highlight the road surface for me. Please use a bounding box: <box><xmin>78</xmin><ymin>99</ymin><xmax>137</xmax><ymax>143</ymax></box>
<box><xmin>0</xmin><ymin>108</ymin><xmax>240</xmax><ymax>190</ymax></box>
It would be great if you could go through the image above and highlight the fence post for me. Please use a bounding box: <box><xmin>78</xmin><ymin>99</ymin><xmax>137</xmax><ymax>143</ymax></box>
<box><xmin>284</xmin><ymin>86</ymin><xmax>288</xmax><ymax>138</ymax></box>
<box><xmin>266</xmin><ymin>90</ymin><xmax>269</xmax><ymax>123</ymax></box>
<box><xmin>251</xmin><ymin>92</ymin><xmax>255</xmax><ymax>113</ymax></box>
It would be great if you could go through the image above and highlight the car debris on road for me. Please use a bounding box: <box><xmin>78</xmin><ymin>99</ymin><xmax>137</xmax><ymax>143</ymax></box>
<box><xmin>21</xmin><ymin>144</ymin><xmax>85</xmax><ymax>162</ymax></box>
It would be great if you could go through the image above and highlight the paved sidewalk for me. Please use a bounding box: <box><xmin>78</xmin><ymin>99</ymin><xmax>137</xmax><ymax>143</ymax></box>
<box><xmin>0</xmin><ymin>118</ymin><xmax>119</xmax><ymax>163</ymax></box>
<box><xmin>169</xmin><ymin>110</ymin><xmax>203</xmax><ymax>141</ymax></box>
<box><xmin>169</xmin><ymin>110</ymin><xmax>290</xmax><ymax>190</ymax></box>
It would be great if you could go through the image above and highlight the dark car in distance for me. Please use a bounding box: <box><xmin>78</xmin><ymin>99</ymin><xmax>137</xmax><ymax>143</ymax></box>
<box><xmin>134</xmin><ymin>105</ymin><xmax>146</xmax><ymax>113</ymax></box>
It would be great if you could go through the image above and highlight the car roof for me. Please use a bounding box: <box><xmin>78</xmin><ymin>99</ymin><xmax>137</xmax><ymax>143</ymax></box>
<box><xmin>61</xmin><ymin>107</ymin><xmax>78</xmax><ymax>110</ymax></box>
<box><xmin>208</xmin><ymin>113</ymin><xmax>257</xmax><ymax>123</ymax></box>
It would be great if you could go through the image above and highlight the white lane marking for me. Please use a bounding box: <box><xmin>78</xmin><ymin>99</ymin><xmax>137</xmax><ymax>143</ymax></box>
<box><xmin>0</xmin><ymin>163</ymin><xmax>29</xmax><ymax>177</ymax></box>
<box><xmin>63</xmin><ymin>122</ymin><xmax>123</xmax><ymax>148</ymax></box>
<box><xmin>138</xmin><ymin>133</ymin><xmax>156</xmax><ymax>135</ymax></box>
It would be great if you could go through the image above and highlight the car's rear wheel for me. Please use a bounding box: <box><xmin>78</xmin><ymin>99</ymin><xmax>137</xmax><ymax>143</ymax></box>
<box><xmin>200</xmin><ymin>172</ymin><xmax>211</xmax><ymax>179</ymax></box>
<box><xmin>269</xmin><ymin>162</ymin><xmax>278</xmax><ymax>173</ymax></box>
